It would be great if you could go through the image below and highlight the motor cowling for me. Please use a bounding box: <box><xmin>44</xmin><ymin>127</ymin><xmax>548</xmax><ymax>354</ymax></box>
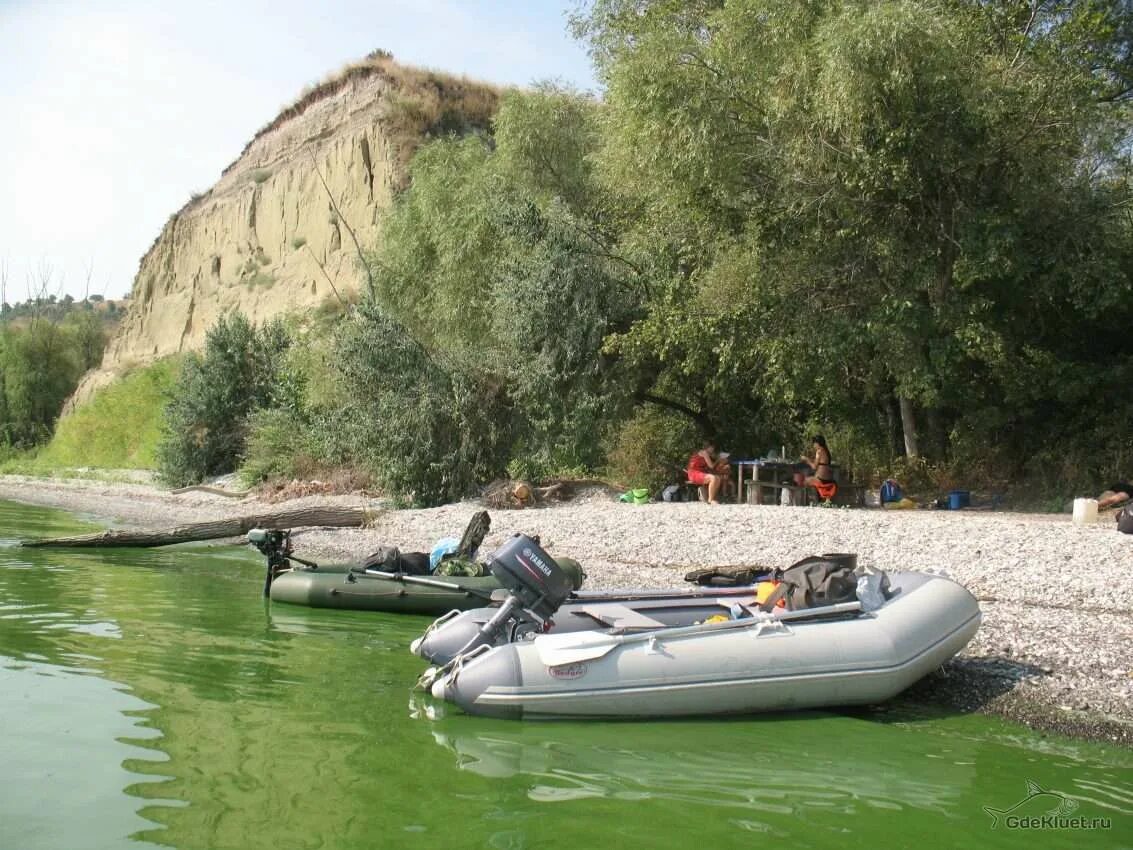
<box><xmin>485</xmin><ymin>534</ymin><xmax>573</xmax><ymax>622</ymax></box>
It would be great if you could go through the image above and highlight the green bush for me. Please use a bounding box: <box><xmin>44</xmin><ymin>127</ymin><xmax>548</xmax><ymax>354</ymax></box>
<box><xmin>0</xmin><ymin>321</ymin><xmax>84</xmax><ymax>447</ymax></box>
<box><xmin>321</xmin><ymin>301</ymin><xmax>513</xmax><ymax>505</ymax></box>
<box><xmin>606</xmin><ymin>406</ymin><xmax>700</xmax><ymax>493</ymax></box>
<box><xmin>156</xmin><ymin>313</ymin><xmax>290</xmax><ymax>486</ymax></box>
<box><xmin>239</xmin><ymin>407</ymin><xmax>319</xmax><ymax>485</ymax></box>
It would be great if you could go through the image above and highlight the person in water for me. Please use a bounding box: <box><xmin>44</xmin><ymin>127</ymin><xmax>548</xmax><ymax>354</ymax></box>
<box><xmin>687</xmin><ymin>441</ymin><xmax>731</xmax><ymax>504</ymax></box>
<box><xmin>795</xmin><ymin>434</ymin><xmax>837</xmax><ymax>502</ymax></box>
<box><xmin>1098</xmin><ymin>481</ymin><xmax>1133</xmax><ymax>509</ymax></box>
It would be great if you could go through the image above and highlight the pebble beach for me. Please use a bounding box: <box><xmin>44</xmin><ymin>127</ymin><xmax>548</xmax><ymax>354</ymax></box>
<box><xmin>3</xmin><ymin>474</ymin><xmax>1130</xmax><ymax>745</ymax></box>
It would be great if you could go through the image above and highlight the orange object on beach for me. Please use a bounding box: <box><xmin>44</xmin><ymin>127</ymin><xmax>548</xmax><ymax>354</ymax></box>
<box><xmin>813</xmin><ymin>480</ymin><xmax>838</xmax><ymax>501</ymax></box>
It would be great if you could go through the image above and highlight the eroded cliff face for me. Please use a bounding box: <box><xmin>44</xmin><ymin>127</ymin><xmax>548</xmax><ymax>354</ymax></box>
<box><xmin>70</xmin><ymin>59</ymin><xmax>497</xmax><ymax>406</ymax></box>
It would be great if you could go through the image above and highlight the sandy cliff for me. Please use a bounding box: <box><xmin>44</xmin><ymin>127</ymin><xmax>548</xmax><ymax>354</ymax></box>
<box><xmin>70</xmin><ymin>56</ymin><xmax>497</xmax><ymax>406</ymax></box>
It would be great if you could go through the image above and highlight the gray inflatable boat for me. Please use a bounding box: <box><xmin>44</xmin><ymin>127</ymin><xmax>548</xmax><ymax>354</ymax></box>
<box><xmin>418</xmin><ymin>537</ymin><xmax>981</xmax><ymax>720</ymax></box>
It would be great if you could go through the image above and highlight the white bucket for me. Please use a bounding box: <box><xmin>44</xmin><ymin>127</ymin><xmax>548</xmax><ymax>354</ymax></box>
<box><xmin>1072</xmin><ymin>498</ymin><xmax>1098</xmax><ymax>525</ymax></box>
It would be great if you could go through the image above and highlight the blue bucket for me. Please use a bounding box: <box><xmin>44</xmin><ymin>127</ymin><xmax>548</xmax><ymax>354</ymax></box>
<box><xmin>948</xmin><ymin>490</ymin><xmax>970</xmax><ymax>510</ymax></box>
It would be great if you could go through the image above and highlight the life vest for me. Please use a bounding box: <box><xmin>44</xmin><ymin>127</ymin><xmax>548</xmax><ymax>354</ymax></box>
<box><xmin>754</xmin><ymin>580</ymin><xmax>785</xmax><ymax>608</ymax></box>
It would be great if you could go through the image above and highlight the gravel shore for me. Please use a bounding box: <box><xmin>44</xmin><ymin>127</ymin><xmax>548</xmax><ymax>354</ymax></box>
<box><xmin>3</xmin><ymin>474</ymin><xmax>1131</xmax><ymax>745</ymax></box>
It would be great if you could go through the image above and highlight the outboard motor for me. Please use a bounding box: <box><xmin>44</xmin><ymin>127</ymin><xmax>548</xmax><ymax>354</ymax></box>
<box><xmin>247</xmin><ymin>528</ymin><xmax>318</xmax><ymax>596</ymax></box>
<box><xmin>415</xmin><ymin>534</ymin><xmax>572</xmax><ymax>688</ymax></box>
<box><xmin>485</xmin><ymin>534</ymin><xmax>574</xmax><ymax>621</ymax></box>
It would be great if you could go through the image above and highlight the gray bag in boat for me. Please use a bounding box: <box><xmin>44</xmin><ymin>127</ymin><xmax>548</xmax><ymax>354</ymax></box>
<box><xmin>758</xmin><ymin>555</ymin><xmax>866</xmax><ymax>612</ymax></box>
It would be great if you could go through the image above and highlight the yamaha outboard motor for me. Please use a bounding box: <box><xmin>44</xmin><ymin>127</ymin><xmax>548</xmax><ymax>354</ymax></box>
<box><xmin>415</xmin><ymin>534</ymin><xmax>572</xmax><ymax>688</ymax></box>
<box><xmin>485</xmin><ymin>534</ymin><xmax>573</xmax><ymax>621</ymax></box>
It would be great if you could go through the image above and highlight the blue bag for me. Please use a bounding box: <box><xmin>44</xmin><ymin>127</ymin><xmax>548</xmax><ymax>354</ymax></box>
<box><xmin>880</xmin><ymin>479</ymin><xmax>903</xmax><ymax>504</ymax></box>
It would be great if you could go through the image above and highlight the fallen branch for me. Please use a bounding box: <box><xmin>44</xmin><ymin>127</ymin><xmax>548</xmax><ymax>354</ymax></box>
<box><xmin>20</xmin><ymin>506</ymin><xmax>378</xmax><ymax>548</ymax></box>
<box><xmin>170</xmin><ymin>485</ymin><xmax>249</xmax><ymax>499</ymax></box>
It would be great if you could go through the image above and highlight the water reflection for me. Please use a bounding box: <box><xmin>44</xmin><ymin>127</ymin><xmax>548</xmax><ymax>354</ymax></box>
<box><xmin>424</xmin><ymin>707</ymin><xmax>974</xmax><ymax>824</ymax></box>
<box><xmin>0</xmin><ymin>658</ymin><xmax>173</xmax><ymax>850</ymax></box>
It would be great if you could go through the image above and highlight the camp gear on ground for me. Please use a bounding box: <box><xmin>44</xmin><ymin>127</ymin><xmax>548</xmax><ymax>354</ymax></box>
<box><xmin>880</xmin><ymin>479</ymin><xmax>903</xmax><ymax>503</ymax></box>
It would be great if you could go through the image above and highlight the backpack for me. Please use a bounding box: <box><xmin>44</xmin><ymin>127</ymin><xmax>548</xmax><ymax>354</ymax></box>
<box><xmin>662</xmin><ymin>484</ymin><xmax>682</xmax><ymax>502</ymax></box>
<box><xmin>1118</xmin><ymin>506</ymin><xmax>1133</xmax><ymax>535</ymax></box>
<box><xmin>880</xmin><ymin>479</ymin><xmax>903</xmax><ymax>504</ymax></box>
<box><xmin>757</xmin><ymin>555</ymin><xmax>865</xmax><ymax>612</ymax></box>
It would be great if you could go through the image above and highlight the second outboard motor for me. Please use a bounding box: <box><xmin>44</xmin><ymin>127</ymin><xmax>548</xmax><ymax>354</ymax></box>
<box><xmin>248</xmin><ymin>528</ymin><xmax>319</xmax><ymax>597</ymax></box>
<box><xmin>415</xmin><ymin>535</ymin><xmax>572</xmax><ymax>687</ymax></box>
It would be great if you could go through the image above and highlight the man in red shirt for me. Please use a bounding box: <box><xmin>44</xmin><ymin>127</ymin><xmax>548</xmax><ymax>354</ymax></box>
<box><xmin>687</xmin><ymin>442</ymin><xmax>731</xmax><ymax>504</ymax></box>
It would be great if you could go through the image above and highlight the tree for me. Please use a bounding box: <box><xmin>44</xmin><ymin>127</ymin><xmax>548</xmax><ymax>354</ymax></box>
<box><xmin>361</xmin><ymin>84</ymin><xmax>643</xmax><ymax>476</ymax></box>
<box><xmin>574</xmin><ymin>0</ymin><xmax>1133</xmax><ymax>474</ymax></box>
<box><xmin>156</xmin><ymin>313</ymin><xmax>291</xmax><ymax>486</ymax></box>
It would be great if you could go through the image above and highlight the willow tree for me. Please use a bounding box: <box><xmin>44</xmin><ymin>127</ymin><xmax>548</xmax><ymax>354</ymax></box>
<box><xmin>357</xmin><ymin>83</ymin><xmax>643</xmax><ymax>481</ymax></box>
<box><xmin>575</xmin><ymin>0</ymin><xmax>1133</xmax><ymax>477</ymax></box>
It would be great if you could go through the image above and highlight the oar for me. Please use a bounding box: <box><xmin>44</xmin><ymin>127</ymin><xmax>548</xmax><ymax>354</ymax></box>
<box><xmin>535</xmin><ymin>601</ymin><xmax>863</xmax><ymax>667</ymax></box>
<box><xmin>350</xmin><ymin>568</ymin><xmax>498</xmax><ymax>602</ymax></box>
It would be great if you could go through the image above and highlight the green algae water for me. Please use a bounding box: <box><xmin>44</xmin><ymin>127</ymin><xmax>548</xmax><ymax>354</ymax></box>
<box><xmin>0</xmin><ymin>500</ymin><xmax>1129</xmax><ymax>850</ymax></box>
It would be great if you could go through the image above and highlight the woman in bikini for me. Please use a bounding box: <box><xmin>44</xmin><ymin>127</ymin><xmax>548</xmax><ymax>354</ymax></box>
<box><xmin>798</xmin><ymin>435</ymin><xmax>837</xmax><ymax>501</ymax></box>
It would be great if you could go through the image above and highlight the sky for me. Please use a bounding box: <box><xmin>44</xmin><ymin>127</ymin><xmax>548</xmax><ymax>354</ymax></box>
<box><xmin>0</xmin><ymin>0</ymin><xmax>598</xmax><ymax>301</ymax></box>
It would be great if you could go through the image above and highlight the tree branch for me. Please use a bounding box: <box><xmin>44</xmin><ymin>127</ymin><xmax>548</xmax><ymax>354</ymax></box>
<box><xmin>309</xmin><ymin>153</ymin><xmax>375</xmax><ymax>299</ymax></box>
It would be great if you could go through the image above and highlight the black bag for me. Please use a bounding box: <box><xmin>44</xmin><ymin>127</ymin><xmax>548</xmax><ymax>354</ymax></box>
<box><xmin>1118</xmin><ymin>506</ymin><xmax>1133</xmax><ymax>535</ymax></box>
<box><xmin>360</xmin><ymin>546</ymin><xmax>431</xmax><ymax>575</ymax></box>
<box><xmin>758</xmin><ymin>555</ymin><xmax>863</xmax><ymax>612</ymax></box>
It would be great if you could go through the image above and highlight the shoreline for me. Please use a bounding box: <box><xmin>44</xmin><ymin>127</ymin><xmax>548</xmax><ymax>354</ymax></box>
<box><xmin>2</xmin><ymin>473</ymin><xmax>1130</xmax><ymax>747</ymax></box>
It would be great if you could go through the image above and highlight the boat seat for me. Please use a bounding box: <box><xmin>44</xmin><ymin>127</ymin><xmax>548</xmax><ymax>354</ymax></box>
<box><xmin>570</xmin><ymin>604</ymin><xmax>668</xmax><ymax>629</ymax></box>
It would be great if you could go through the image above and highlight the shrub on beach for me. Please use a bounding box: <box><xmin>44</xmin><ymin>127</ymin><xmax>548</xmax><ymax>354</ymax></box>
<box><xmin>319</xmin><ymin>301</ymin><xmax>514</xmax><ymax>506</ymax></box>
<box><xmin>606</xmin><ymin>406</ymin><xmax>700</xmax><ymax>494</ymax></box>
<box><xmin>156</xmin><ymin>313</ymin><xmax>290</xmax><ymax>487</ymax></box>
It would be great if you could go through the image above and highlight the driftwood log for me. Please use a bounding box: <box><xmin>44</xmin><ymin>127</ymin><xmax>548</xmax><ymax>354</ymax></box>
<box><xmin>19</xmin><ymin>506</ymin><xmax>377</xmax><ymax>548</ymax></box>
<box><xmin>170</xmin><ymin>484</ymin><xmax>249</xmax><ymax>499</ymax></box>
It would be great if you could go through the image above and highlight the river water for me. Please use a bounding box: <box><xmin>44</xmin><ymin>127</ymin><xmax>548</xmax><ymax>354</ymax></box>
<box><xmin>0</xmin><ymin>500</ymin><xmax>1128</xmax><ymax>849</ymax></box>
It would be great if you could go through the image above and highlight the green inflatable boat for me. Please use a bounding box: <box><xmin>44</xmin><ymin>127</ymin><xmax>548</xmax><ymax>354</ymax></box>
<box><xmin>269</xmin><ymin>566</ymin><xmax>508</xmax><ymax>615</ymax></box>
<box><xmin>248</xmin><ymin>527</ymin><xmax>585</xmax><ymax>616</ymax></box>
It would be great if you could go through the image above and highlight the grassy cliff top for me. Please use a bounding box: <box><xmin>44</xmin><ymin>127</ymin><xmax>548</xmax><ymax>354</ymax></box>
<box><xmin>223</xmin><ymin>49</ymin><xmax>503</xmax><ymax>175</ymax></box>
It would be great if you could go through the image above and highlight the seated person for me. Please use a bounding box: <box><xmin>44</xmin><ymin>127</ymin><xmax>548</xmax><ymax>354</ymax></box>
<box><xmin>794</xmin><ymin>434</ymin><xmax>837</xmax><ymax>501</ymax></box>
<box><xmin>687</xmin><ymin>441</ymin><xmax>731</xmax><ymax>505</ymax></box>
<box><xmin>1098</xmin><ymin>481</ymin><xmax>1133</xmax><ymax>509</ymax></box>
